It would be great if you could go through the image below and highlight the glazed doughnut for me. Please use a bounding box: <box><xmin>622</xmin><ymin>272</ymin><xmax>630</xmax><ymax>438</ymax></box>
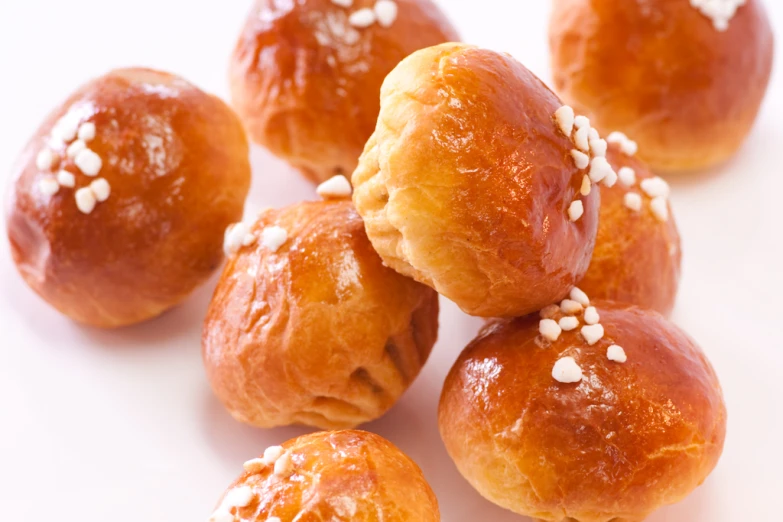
<box><xmin>203</xmin><ymin>200</ymin><xmax>439</xmax><ymax>430</ymax></box>
<box><xmin>208</xmin><ymin>430</ymin><xmax>439</xmax><ymax>522</ymax></box>
<box><xmin>549</xmin><ymin>0</ymin><xmax>774</xmax><ymax>172</ymax></box>
<box><xmin>439</xmin><ymin>298</ymin><xmax>727</xmax><ymax>522</ymax></box>
<box><xmin>6</xmin><ymin>68</ymin><xmax>251</xmax><ymax>328</ymax></box>
<box><xmin>229</xmin><ymin>0</ymin><xmax>459</xmax><ymax>183</ymax></box>
<box><xmin>577</xmin><ymin>144</ymin><xmax>682</xmax><ymax>315</ymax></box>
<box><xmin>353</xmin><ymin>43</ymin><xmax>604</xmax><ymax>318</ymax></box>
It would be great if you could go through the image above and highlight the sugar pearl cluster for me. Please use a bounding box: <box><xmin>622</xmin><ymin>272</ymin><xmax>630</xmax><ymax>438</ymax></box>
<box><xmin>316</xmin><ymin>174</ymin><xmax>353</xmax><ymax>199</ymax></box>
<box><xmin>554</xmin><ymin>106</ymin><xmax>618</xmax><ymax>223</ymax></box>
<box><xmin>223</xmin><ymin>219</ymin><xmax>289</xmax><ymax>257</ymax></box>
<box><xmin>617</xmin><ymin>164</ymin><xmax>672</xmax><ymax>223</ymax></box>
<box><xmin>539</xmin><ymin>288</ymin><xmax>628</xmax><ymax>384</ymax></box>
<box><xmin>208</xmin><ymin>445</ymin><xmax>294</xmax><ymax>522</ymax></box>
<box><xmin>690</xmin><ymin>0</ymin><xmax>746</xmax><ymax>31</ymax></box>
<box><xmin>36</xmin><ymin>113</ymin><xmax>109</xmax><ymax>214</ymax></box>
<box><xmin>332</xmin><ymin>0</ymin><xmax>398</xmax><ymax>29</ymax></box>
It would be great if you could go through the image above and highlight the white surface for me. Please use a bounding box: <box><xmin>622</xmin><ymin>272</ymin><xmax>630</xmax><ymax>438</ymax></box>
<box><xmin>0</xmin><ymin>1</ymin><xmax>781</xmax><ymax>521</ymax></box>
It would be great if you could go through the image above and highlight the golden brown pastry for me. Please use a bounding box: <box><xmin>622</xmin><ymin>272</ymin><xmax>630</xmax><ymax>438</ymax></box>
<box><xmin>550</xmin><ymin>0</ymin><xmax>774</xmax><ymax>172</ymax></box>
<box><xmin>440</xmin><ymin>298</ymin><xmax>727</xmax><ymax>522</ymax></box>
<box><xmin>6</xmin><ymin>68</ymin><xmax>251</xmax><ymax>328</ymax></box>
<box><xmin>577</xmin><ymin>144</ymin><xmax>682</xmax><ymax>315</ymax></box>
<box><xmin>229</xmin><ymin>0</ymin><xmax>459</xmax><ymax>183</ymax></box>
<box><xmin>203</xmin><ymin>200</ymin><xmax>439</xmax><ymax>430</ymax></box>
<box><xmin>353</xmin><ymin>43</ymin><xmax>603</xmax><ymax>318</ymax></box>
<box><xmin>208</xmin><ymin>430</ymin><xmax>439</xmax><ymax>522</ymax></box>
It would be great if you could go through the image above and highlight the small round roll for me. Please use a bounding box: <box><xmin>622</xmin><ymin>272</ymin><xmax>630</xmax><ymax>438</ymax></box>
<box><xmin>203</xmin><ymin>200</ymin><xmax>439</xmax><ymax>430</ymax></box>
<box><xmin>440</xmin><ymin>299</ymin><xmax>726</xmax><ymax>522</ymax></box>
<box><xmin>577</xmin><ymin>145</ymin><xmax>682</xmax><ymax>315</ymax></box>
<box><xmin>6</xmin><ymin>68</ymin><xmax>251</xmax><ymax>328</ymax></box>
<box><xmin>209</xmin><ymin>430</ymin><xmax>439</xmax><ymax>522</ymax></box>
<box><xmin>229</xmin><ymin>0</ymin><xmax>459</xmax><ymax>183</ymax></box>
<box><xmin>353</xmin><ymin>43</ymin><xmax>601</xmax><ymax>318</ymax></box>
<box><xmin>549</xmin><ymin>0</ymin><xmax>774</xmax><ymax>172</ymax></box>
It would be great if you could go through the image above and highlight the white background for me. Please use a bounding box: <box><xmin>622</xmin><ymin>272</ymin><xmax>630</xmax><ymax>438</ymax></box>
<box><xmin>0</xmin><ymin>1</ymin><xmax>781</xmax><ymax>520</ymax></box>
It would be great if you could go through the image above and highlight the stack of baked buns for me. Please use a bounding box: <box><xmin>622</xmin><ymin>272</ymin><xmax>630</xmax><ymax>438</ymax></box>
<box><xmin>9</xmin><ymin>0</ymin><xmax>773</xmax><ymax>520</ymax></box>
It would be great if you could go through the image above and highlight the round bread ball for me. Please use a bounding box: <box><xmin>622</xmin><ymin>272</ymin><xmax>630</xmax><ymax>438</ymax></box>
<box><xmin>439</xmin><ymin>300</ymin><xmax>727</xmax><ymax>522</ymax></box>
<box><xmin>549</xmin><ymin>0</ymin><xmax>774</xmax><ymax>172</ymax></box>
<box><xmin>203</xmin><ymin>200</ymin><xmax>439</xmax><ymax>430</ymax></box>
<box><xmin>6</xmin><ymin>68</ymin><xmax>251</xmax><ymax>328</ymax></box>
<box><xmin>209</xmin><ymin>430</ymin><xmax>439</xmax><ymax>522</ymax></box>
<box><xmin>229</xmin><ymin>0</ymin><xmax>459</xmax><ymax>183</ymax></box>
<box><xmin>577</xmin><ymin>145</ymin><xmax>682</xmax><ymax>315</ymax></box>
<box><xmin>352</xmin><ymin>43</ymin><xmax>600</xmax><ymax>318</ymax></box>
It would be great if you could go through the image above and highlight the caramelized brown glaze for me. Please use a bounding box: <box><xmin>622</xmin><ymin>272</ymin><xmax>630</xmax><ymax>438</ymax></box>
<box><xmin>212</xmin><ymin>430</ymin><xmax>439</xmax><ymax>522</ymax></box>
<box><xmin>203</xmin><ymin>201</ymin><xmax>439</xmax><ymax>430</ymax></box>
<box><xmin>550</xmin><ymin>0</ymin><xmax>774</xmax><ymax>172</ymax></box>
<box><xmin>439</xmin><ymin>301</ymin><xmax>726</xmax><ymax>522</ymax></box>
<box><xmin>577</xmin><ymin>146</ymin><xmax>681</xmax><ymax>315</ymax></box>
<box><xmin>352</xmin><ymin>43</ymin><xmax>600</xmax><ymax>318</ymax></box>
<box><xmin>6</xmin><ymin>68</ymin><xmax>251</xmax><ymax>328</ymax></box>
<box><xmin>229</xmin><ymin>0</ymin><xmax>459</xmax><ymax>183</ymax></box>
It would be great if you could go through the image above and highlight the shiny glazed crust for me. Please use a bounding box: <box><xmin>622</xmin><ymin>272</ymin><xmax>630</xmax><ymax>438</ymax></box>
<box><xmin>549</xmin><ymin>0</ymin><xmax>775</xmax><ymax>172</ymax></box>
<box><xmin>439</xmin><ymin>301</ymin><xmax>726</xmax><ymax>522</ymax></box>
<box><xmin>577</xmin><ymin>146</ymin><xmax>682</xmax><ymax>315</ymax></box>
<box><xmin>229</xmin><ymin>0</ymin><xmax>459</xmax><ymax>183</ymax></box>
<box><xmin>352</xmin><ymin>43</ymin><xmax>600</xmax><ymax>318</ymax></box>
<box><xmin>202</xmin><ymin>201</ymin><xmax>439</xmax><ymax>430</ymax></box>
<box><xmin>6</xmin><ymin>68</ymin><xmax>251</xmax><ymax>328</ymax></box>
<box><xmin>215</xmin><ymin>430</ymin><xmax>439</xmax><ymax>521</ymax></box>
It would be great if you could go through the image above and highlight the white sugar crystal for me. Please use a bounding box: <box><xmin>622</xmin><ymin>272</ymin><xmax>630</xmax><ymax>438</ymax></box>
<box><xmin>607</xmin><ymin>131</ymin><xmax>629</xmax><ymax>145</ymax></box>
<box><xmin>650</xmin><ymin>197</ymin><xmax>669</xmax><ymax>222</ymax></box>
<box><xmin>224</xmin><ymin>222</ymin><xmax>254</xmax><ymax>256</ymax></box>
<box><xmin>574</xmin><ymin>126</ymin><xmax>590</xmax><ymax>152</ymax></box>
<box><xmin>263</xmin><ymin>446</ymin><xmax>285</xmax><ymax>465</ymax></box>
<box><xmin>243</xmin><ymin>458</ymin><xmax>267</xmax><ymax>473</ymax></box>
<box><xmin>77</xmin><ymin>122</ymin><xmax>96</xmax><ymax>141</ymax></box>
<box><xmin>349</xmin><ymin>7</ymin><xmax>376</xmax><ymax>27</ymax></box>
<box><xmin>589</xmin><ymin>138</ymin><xmax>608</xmax><ymax>157</ymax></box>
<box><xmin>374</xmin><ymin>0</ymin><xmax>398</xmax><ymax>27</ymax></box>
<box><xmin>262</xmin><ymin>226</ymin><xmax>288</xmax><ymax>252</ymax></box>
<box><xmin>581</xmin><ymin>324</ymin><xmax>605</xmax><ymax>345</ymax></box>
<box><xmin>552</xmin><ymin>357</ymin><xmax>583</xmax><ymax>383</ymax></box>
<box><xmin>584</xmin><ymin>306</ymin><xmax>600</xmax><ymax>325</ymax></box>
<box><xmin>89</xmin><ymin>178</ymin><xmax>111</xmax><ymax>202</ymax></box>
<box><xmin>36</xmin><ymin>148</ymin><xmax>55</xmax><ymax>171</ymax></box>
<box><xmin>569</xmin><ymin>287</ymin><xmax>590</xmax><ymax>306</ymax></box>
<box><xmin>274</xmin><ymin>451</ymin><xmax>294</xmax><ymax>477</ymax></box>
<box><xmin>602</xmin><ymin>168</ymin><xmax>618</xmax><ymax>188</ymax></box>
<box><xmin>52</xmin><ymin>115</ymin><xmax>80</xmax><ymax>143</ymax></box>
<box><xmin>574</xmin><ymin>115</ymin><xmax>590</xmax><ymax>129</ymax></box>
<box><xmin>223</xmin><ymin>486</ymin><xmax>254</xmax><ymax>508</ymax></box>
<box><xmin>624</xmin><ymin>192</ymin><xmax>642</xmax><ymax>212</ymax></box>
<box><xmin>621</xmin><ymin>139</ymin><xmax>638</xmax><ymax>156</ymax></box>
<box><xmin>618</xmin><ymin>167</ymin><xmax>636</xmax><ymax>186</ymax></box>
<box><xmin>607</xmin><ymin>345</ymin><xmax>628</xmax><ymax>363</ymax></box>
<box><xmin>571</xmin><ymin>150</ymin><xmax>590</xmax><ymax>170</ymax></box>
<box><xmin>589</xmin><ymin>156</ymin><xmax>613</xmax><ymax>184</ymax></box>
<box><xmin>559</xmin><ymin>316</ymin><xmax>579</xmax><ymax>331</ymax></box>
<box><xmin>588</xmin><ymin>127</ymin><xmax>599</xmax><ymax>141</ymax></box>
<box><xmin>57</xmin><ymin>170</ymin><xmax>76</xmax><ymax>188</ymax></box>
<box><xmin>75</xmin><ymin>149</ymin><xmax>102</xmax><ymax>176</ymax></box>
<box><xmin>331</xmin><ymin>0</ymin><xmax>353</xmax><ymax>6</ymax></box>
<box><xmin>580</xmin><ymin>175</ymin><xmax>592</xmax><ymax>196</ymax></box>
<box><xmin>540</xmin><ymin>304</ymin><xmax>560</xmax><ymax>319</ymax></box>
<box><xmin>316</xmin><ymin>175</ymin><xmax>352</xmax><ymax>199</ymax></box>
<box><xmin>555</xmin><ymin>106</ymin><xmax>575</xmax><ymax>136</ymax></box>
<box><xmin>66</xmin><ymin>139</ymin><xmax>87</xmax><ymax>159</ymax></box>
<box><xmin>539</xmin><ymin>319</ymin><xmax>562</xmax><ymax>342</ymax></box>
<box><xmin>560</xmin><ymin>299</ymin><xmax>583</xmax><ymax>315</ymax></box>
<box><xmin>38</xmin><ymin>177</ymin><xmax>60</xmax><ymax>197</ymax></box>
<box><xmin>75</xmin><ymin>187</ymin><xmax>97</xmax><ymax>214</ymax></box>
<box><xmin>568</xmin><ymin>200</ymin><xmax>584</xmax><ymax>222</ymax></box>
<box><xmin>640</xmin><ymin>176</ymin><xmax>671</xmax><ymax>198</ymax></box>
